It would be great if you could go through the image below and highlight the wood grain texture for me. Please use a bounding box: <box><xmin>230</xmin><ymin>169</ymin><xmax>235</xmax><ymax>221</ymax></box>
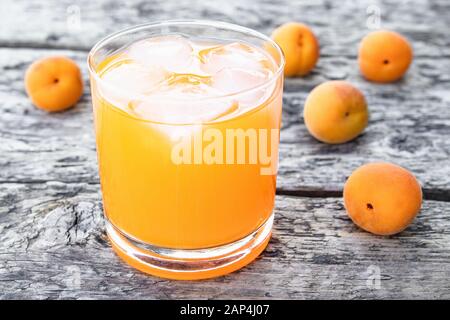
<box><xmin>1</xmin><ymin>49</ymin><xmax>449</xmax><ymax>198</ymax></box>
<box><xmin>1</xmin><ymin>0</ymin><xmax>450</xmax><ymax>299</ymax></box>
<box><xmin>279</xmin><ymin>56</ymin><xmax>450</xmax><ymax>200</ymax></box>
<box><xmin>1</xmin><ymin>182</ymin><xmax>449</xmax><ymax>299</ymax></box>
<box><xmin>1</xmin><ymin>0</ymin><xmax>450</xmax><ymax>57</ymax></box>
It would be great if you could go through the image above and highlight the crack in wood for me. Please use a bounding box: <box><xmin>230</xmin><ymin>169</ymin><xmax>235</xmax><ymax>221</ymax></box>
<box><xmin>0</xmin><ymin>43</ymin><xmax>91</xmax><ymax>53</ymax></box>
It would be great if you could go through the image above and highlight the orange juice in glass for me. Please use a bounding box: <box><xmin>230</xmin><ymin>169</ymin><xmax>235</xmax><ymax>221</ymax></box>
<box><xmin>88</xmin><ymin>21</ymin><xmax>284</xmax><ymax>280</ymax></box>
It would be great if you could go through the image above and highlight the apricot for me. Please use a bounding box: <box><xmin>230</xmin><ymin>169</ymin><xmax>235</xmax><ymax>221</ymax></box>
<box><xmin>358</xmin><ymin>30</ymin><xmax>413</xmax><ymax>83</ymax></box>
<box><xmin>344</xmin><ymin>162</ymin><xmax>422</xmax><ymax>235</ymax></box>
<box><xmin>303</xmin><ymin>81</ymin><xmax>368</xmax><ymax>144</ymax></box>
<box><xmin>25</xmin><ymin>56</ymin><xmax>83</xmax><ymax>112</ymax></box>
<box><xmin>271</xmin><ymin>22</ymin><xmax>319</xmax><ymax>77</ymax></box>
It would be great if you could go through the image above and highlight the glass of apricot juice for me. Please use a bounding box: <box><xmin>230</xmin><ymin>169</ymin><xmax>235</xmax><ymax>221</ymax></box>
<box><xmin>87</xmin><ymin>20</ymin><xmax>285</xmax><ymax>279</ymax></box>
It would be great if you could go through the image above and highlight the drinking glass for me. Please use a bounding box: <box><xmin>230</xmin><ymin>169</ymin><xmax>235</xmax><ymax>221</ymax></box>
<box><xmin>88</xmin><ymin>20</ymin><xmax>285</xmax><ymax>279</ymax></box>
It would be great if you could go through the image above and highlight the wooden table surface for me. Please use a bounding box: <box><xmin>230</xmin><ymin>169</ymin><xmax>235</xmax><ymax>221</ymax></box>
<box><xmin>1</xmin><ymin>0</ymin><xmax>449</xmax><ymax>299</ymax></box>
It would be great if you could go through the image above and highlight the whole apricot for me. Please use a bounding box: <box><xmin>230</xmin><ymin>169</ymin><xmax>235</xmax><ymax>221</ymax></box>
<box><xmin>303</xmin><ymin>81</ymin><xmax>368</xmax><ymax>144</ymax></box>
<box><xmin>344</xmin><ymin>162</ymin><xmax>422</xmax><ymax>235</ymax></box>
<box><xmin>358</xmin><ymin>30</ymin><xmax>413</xmax><ymax>83</ymax></box>
<box><xmin>25</xmin><ymin>56</ymin><xmax>83</xmax><ymax>112</ymax></box>
<box><xmin>271</xmin><ymin>22</ymin><xmax>319</xmax><ymax>77</ymax></box>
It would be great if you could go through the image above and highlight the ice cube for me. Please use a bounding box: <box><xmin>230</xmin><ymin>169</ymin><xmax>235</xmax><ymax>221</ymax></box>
<box><xmin>211</xmin><ymin>67</ymin><xmax>268</xmax><ymax>94</ymax></box>
<box><xmin>199</xmin><ymin>42</ymin><xmax>271</xmax><ymax>74</ymax></box>
<box><xmin>101</xmin><ymin>60</ymin><xmax>168</xmax><ymax>95</ymax></box>
<box><xmin>155</xmin><ymin>73</ymin><xmax>214</xmax><ymax>95</ymax></box>
<box><xmin>98</xmin><ymin>59</ymin><xmax>169</xmax><ymax>107</ymax></box>
<box><xmin>128</xmin><ymin>92</ymin><xmax>239</xmax><ymax>124</ymax></box>
<box><xmin>211</xmin><ymin>67</ymin><xmax>273</xmax><ymax>108</ymax></box>
<box><xmin>127</xmin><ymin>35</ymin><xmax>194</xmax><ymax>73</ymax></box>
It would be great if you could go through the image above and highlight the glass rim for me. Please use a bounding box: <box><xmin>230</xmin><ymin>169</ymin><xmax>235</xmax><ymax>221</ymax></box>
<box><xmin>87</xmin><ymin>19</ymin><xmax>285</xmax><ymax>107</ymax></box>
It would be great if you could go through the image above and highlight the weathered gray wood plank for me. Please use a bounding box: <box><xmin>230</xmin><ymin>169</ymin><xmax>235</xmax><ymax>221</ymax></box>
<box><xmin>279</xmin><ymin>55</ymin><xmax>450</xmax><ymax>200</ymax></box>
<box><xmin>1</xmin><ymin>182</ymin><xmax>449</xmax><ymax>299</ymax></box>
<box><xmin>1</xmin><ymin>0</ymin><xmax>450</xmax><ymax>58</ymax></box>
<box><xmin>1</xmin><ymin>48</ymin><xmax>449</xmax><ymax>198</ymax></box>
<box><xmin>1</xmin><ymin>0</ymin><xmax>450</xmax><ymax>300</ymax></box>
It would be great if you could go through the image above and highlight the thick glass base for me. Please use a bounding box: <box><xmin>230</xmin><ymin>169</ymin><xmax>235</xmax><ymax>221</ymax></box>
<box><xmin>106</xmin><ymin>214</ymin><xmax>273</xmax><ymax>280</ymax></box>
